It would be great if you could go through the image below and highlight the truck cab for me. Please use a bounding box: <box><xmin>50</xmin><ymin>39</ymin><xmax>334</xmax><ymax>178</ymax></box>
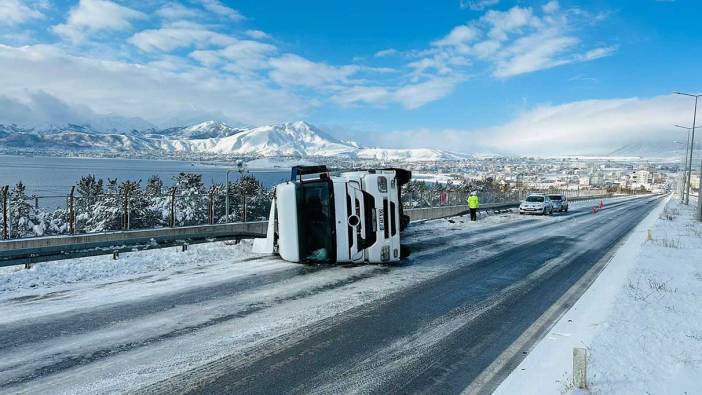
<box><xmin>258</xmin><ymin>166</ymin><xmax>411</xmax><ymax>263</ymax></box>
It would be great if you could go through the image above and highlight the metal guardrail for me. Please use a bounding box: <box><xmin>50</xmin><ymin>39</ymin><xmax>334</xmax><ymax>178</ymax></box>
<box><xmin>406</xmin><ymin>194</ymin><xmax>615</xmax><ymax>222</ymax></box>
<box><xmin>0</xmin><ymin>194</ymin><xmax>616</xmax><ymax>267</ymax></box>
<box><xmin>0</xmin><ymin>221</ymin><xmax>267</xmax><ymax>267</ymax></box>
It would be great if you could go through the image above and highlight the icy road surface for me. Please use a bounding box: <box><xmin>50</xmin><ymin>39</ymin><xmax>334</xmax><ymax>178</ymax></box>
<box><xmin>0</xmin><ymin>195</ymin><xmax>663</xmax><ymax>394</ymax></box>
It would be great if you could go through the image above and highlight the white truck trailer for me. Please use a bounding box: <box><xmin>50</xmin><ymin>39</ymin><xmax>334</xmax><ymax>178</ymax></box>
<box><xmin>254</xmin><ymin>166</ymin><xmax>411</xmax><ymax>263</ymax></box>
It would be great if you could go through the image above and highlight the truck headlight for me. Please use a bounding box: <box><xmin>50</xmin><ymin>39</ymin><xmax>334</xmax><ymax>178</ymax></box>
<box><xmin>377</xmin><ymin>176</ymin><xmax>387</xmax><ymax>193</ymax></box>
<box><xmin>381</xmin><ymin>245</ymin><xmax>390</xmax><ymax>261</ymax></box>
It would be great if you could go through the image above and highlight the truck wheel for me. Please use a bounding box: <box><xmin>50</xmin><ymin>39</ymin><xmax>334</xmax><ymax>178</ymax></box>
<box><xmin>400</xmin><ymin>214</ymin><xmax>410</xmax><ymax>231</ymax></box>
<box><xmin>400</xmin><ymin>245</ymin><xmax>411</xmax><ymax>259</ymax></box>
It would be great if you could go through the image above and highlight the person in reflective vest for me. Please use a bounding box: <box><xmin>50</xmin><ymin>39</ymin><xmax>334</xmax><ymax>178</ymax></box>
<box><xmin>467</xmin><ymin>192</ymin><xmax>479</xmax><ymax>221</ymax></box>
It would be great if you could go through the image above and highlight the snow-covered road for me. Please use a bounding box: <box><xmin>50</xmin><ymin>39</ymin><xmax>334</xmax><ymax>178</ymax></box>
<box><xmin>0</xmin><ymin>195</ymin><xmax>662</xmax><ymax>394</ymax></box>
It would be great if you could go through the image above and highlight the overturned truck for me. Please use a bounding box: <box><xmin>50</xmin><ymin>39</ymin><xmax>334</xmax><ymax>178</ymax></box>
<box><xmin>254</xmin><ymin>166</ymin><xmax>411</xmax><ymax>263</ymax></box>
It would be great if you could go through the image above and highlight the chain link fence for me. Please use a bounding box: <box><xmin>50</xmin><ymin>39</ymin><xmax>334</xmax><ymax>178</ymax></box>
<box><xmin>1</xmin><ymin>174</ymin><xmax>273</xmax><ymax>240</ymax></box>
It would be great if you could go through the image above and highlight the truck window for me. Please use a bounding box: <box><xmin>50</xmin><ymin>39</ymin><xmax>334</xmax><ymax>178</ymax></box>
<box><xmin>390</xmin><ymin>201</ymin><xmax>397</xmax><ymax>236</ymax></box>
<box><xmin>298</xmin><ymin>181</ymin><xmax>335</xmax><ymax>262</ymax></box>
<box><xmin>360</xmin><ymin>191</ymin><xmax>376</xmax><ymax>248</ymax></box>
<box><xmin>383</xmin><ymin>199</ymin><xmax>389</xmax><ymax>239</ymax></box>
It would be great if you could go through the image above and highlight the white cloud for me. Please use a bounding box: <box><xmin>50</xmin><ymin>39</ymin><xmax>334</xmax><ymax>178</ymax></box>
<box><xmin>200</xmin><ymin>0</ymin><xmax>244</xmax><ymax>21</ymax></box>
<box><xmin>0</xmin><ymin>44</ymin><xmax>308</xmax><ymax>126</ymax></box>
<box><xmin>579</xmin><ymin>45</ymin><xmax>618</xmax><ymax>61</ymax></box>
<box><xmin>542</xmin><ymin>1</ymin><xmax>560</xmax><ymax>14</ymax></box>
<box><xmin>129</xmin><ymin>23</ymin><xmax>237</xmax><ymax>52</ymax></box>
<box><xmin>432</xmin><ymin>25</ymin><xmax>478</xmax><ymax>52</ymax></box>
<box><xmin>331</xmin><ymin>86</ymin><xmax>391</xmax><ymax>107</ymax></box>
<box><xmin>190</xmin><ymin>39</ymin><xmax>277</xmax><ymax>72</ymax></box>
<box><xmin>492</xmin><ymin>31</ymin><xmax>578</xmax><ymax>78</ymax></box>
<box><xmin>268</xmin><ymin>54</ymin><xmax>360</xmax><ymax>88</ymax></box>
<box><xmin>52</xmin><ymin>0</ymin><xmax>146</xmax><ymax>42</ymax></box>
<box><xmin>418</xmin><ymin>3</ymin><xmax>615</xmax><ymax>80</ymax></box>
<box><xmin>156</xmin><ymin>3</ymin><xmax>202</xmax><ymax>20</ymax></box>
<box><xmin>459</xmin><ymin>0</ymin><xmax>499</xmax><ymax>11</ymax></box>
<box><xmin>331</xmin><ymin>76</ymin><xmax>463</xmax><ymax>109</ymax></box>
<box><xmin>480</xmin><ymin>94</ymin><xmax>694</xmax><ymax>154</ymax></box>
<box><xmin>482</xmin><ymin>6</ymin><xmax>540</xmax><ymax>41</ymax></box>
<box><xmin>0</xmin><ymin>0</ymin><xmax>43</xmax><ymax>25</ymax></box>
<box><xmin>371</xmin><ymin>95</ymin><xmax>695</xmax><ymax>155</ymax></box>
<box><xmin>394</xmin><ymin>77</ymin><xmax>462</xmax><ymax>109</ymax></box>
<box><xmin>374</xmin><ymin>48</ymin><xmax>399</xmax><ymax>58</ymax></box>
<box><xmin>244</xmin><ymin>30</ymin><xmax>270</xmax><ymax>40</ymax></box>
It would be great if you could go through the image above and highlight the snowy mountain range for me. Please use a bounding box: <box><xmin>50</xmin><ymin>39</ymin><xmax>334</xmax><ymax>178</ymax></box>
<box><xmin>0</xmin><ymin>121</ymin><xmax>467</xmax><ymax>162</ymax></box>
<box><xmin>606</xmin><ymin>141</ymin><xmax>696</xmax><ymax>160</ymax></box>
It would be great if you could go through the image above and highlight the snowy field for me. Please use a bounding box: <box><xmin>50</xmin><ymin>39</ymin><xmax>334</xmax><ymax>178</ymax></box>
<box><xmin>495</xmin><ymin>197</ymin><xmax>702</xmax><ymax>394</ymax></box>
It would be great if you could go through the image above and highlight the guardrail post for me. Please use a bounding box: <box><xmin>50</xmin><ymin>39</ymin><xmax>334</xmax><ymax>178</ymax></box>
<box><xmin>169</xmin><ymin>187</ymin><xmax>177</xmax><ymax>227</ymax></box>
<box><xmin>1</xmin><ymin>186</ymin><xmax>8</xmax><ymax>240</ymax></box>
<box><xmin>68</xmin><ymin>186</ymin><xmax>75</xmax><ymax>235</ymax></box>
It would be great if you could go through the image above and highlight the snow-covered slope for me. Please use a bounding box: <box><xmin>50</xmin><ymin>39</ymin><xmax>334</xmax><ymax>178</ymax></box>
<box><xmin>151</xmin><ymin>121</ymin><xmax>245</xmax><ymax>140</ymax></box>
<box><xmin>204</xmin><ymin>121</ymin><xmax>355</xmax><ymax>157</ymax></box>
<box><xmin>0</xmin><ymin>121</ymin><xmax>465</xmax><ymax>160</ymax></box>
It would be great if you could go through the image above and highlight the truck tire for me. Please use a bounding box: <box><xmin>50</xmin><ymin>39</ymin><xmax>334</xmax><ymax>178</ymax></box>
<box><xmin>400</xmin><ymin>214</ymin><xmax>410</xmax><ymax>231</ymax></box>
<box><xmin>400</xmin><ymin>244</ymin><xmax>411</xmax><ymax>259</ymax></box>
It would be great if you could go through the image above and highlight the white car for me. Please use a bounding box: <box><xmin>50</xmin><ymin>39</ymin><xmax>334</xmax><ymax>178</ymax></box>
<box><xmin>519</xmin><ymin>194</ymin><xmax>554</xmax><ymax>215</ymax></box>
<box><xmin>547</xmin><ymin>193</ymin><xmax>569</xmax><ymax>212</ymax></box>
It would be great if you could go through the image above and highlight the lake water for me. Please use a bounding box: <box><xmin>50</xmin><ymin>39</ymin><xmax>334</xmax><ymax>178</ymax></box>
<box><xmin>0</xmin><ymin>155</ymin><xmax>289</xmax><ymax>208</ymax></box>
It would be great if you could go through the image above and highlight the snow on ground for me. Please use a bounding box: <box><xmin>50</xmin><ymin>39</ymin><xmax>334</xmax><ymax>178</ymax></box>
<box><xmin>0</xmin><ymin>240</ymin><xmax>256</xmax><ymax>296</ymax></box>
<box><xmin>494</xmin><ymin>196</ymin><xmax>702</xmax><ymax>395</ymax></box>
<box><xmin>0</xmin><ymin>194</ymin><xmax>653</xmax><ymax>393</ymax></box>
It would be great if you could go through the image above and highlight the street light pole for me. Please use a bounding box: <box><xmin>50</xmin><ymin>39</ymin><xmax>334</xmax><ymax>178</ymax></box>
<box><xmin>674</xmin><ymin>92</ymin><xmax>702</xmax><ymax>220</ymax></box>
<box><xmin>672</xmin><ymin>140</ymin><xmax>689</xmax><ymax>198</ymax></box>
<box><xmin>673</xmin><ymin>124</ymin><xmax>695</xmax><ymax>203</ymax></box>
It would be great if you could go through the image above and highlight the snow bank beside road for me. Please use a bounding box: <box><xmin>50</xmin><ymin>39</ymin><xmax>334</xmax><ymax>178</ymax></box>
<box><xmin>0</xmin><ymin>240</ymin><xmax>254</xmax><ymax>295</ymax></box>
<box><xmin>495</xmin><ymin>197</ymin><xmax>702</xmax><ymax>394</ymax></box>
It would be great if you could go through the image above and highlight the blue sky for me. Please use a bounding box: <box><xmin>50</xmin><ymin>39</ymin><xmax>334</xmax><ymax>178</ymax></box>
<box><xmin>0</xmin><ymin>0</ymin><xmax>701</xmax><ymax>154</ymax></box>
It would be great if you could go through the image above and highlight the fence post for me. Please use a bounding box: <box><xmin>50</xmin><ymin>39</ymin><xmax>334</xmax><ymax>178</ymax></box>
<box><xmin>123</xmin><ymin>187</ymin><xmax>130</xmax><ymax>231</ymax></box>
<box><xmin>208</xmin><ymin>190</ymin><xmax>214</xmax><ymax>225</ymax></box>
<box><xmin>1</xmin><ymin>186</ymin><xmax>8</xmax><ymax>240</ymax></box>
<box><xmin>68</xmin><ymin>186</ymin><xmax>75</xmax><ymax>235</ymax></box>
<box><xmin>169</xmin><ymin>187</ymin><xmax>177</xmax><ymax>227</ymax></box>
<box><xmin>243</xmin><ymin>194</ymin><xmax>247</xmax><ymax>222</ymax></box>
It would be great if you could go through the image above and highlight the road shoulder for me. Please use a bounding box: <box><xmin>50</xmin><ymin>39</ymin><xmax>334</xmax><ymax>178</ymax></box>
<box><xmin>493</xmin><ymin>196</ymin><xmax>702</xmax><ymax>394</ymax></box>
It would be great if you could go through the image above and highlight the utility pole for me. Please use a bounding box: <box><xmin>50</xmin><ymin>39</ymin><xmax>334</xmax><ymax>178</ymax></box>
<box><xmin>675</xmin><ymin>92</ymin><xmax>702</xmax><ymax>220</ymax></box>
<box><xmin>673</xmin><ymin>124</ymin><xmax>702</xmax><ymax>203</ymax></box>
